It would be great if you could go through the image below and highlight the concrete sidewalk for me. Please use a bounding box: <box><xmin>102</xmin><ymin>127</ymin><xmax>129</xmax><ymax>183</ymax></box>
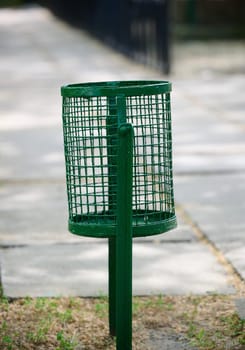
<box><xmin>0</xmin><ymin>5</ymin><xmax>245</xmax><ymax>303</ymax></box>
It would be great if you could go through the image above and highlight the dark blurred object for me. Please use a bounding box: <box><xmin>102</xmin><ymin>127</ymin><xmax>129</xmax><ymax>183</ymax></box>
<box><xmin>40</xmin><ymin>0</ymin><xmax>171</xmax><ymax>74</ymax></box>
<box><xmin>0</xmin><ymin>0</ymin><xmax>32</xmax><ymax>7</ymax></box>
<box><xmin>174</xmin><ymin>0</ymin><xmax>245</xmax><ymax>39</ymax></box>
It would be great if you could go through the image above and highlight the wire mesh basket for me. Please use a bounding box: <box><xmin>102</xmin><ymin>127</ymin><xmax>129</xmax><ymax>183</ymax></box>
<box><xmin>61</xmin><ymin>80</ymin><xmax>177</xmax><ymax>238</ymax></box>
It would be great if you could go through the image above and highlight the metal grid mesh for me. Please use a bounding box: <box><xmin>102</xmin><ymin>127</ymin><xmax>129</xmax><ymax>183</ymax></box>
<box><xmin>62</xmin><ymin>96</ymin><xmax>115</xmax><ymax>224</ymax></box>
<box><xmin>127</xmin><ymin>93</ymin><xmax>174</xmax><ymax>225</ymax></box>
<box><xmin>62</xmin><ymin>91</ymin><xmax>175</xmax><ymax>229</ymax></box>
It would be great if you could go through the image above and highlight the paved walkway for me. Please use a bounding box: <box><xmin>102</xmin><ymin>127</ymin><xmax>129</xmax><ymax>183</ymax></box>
<box><xmin>0</xmin><ymin>6</ymin><xmax>245</xmax><ymax>302</ymax></box>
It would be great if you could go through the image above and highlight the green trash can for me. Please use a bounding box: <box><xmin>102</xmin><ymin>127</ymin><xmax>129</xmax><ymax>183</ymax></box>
<box><xmin>61</xmin><ymin>80</ymin><xmax>177</xmax><ymax>350</ymax></box>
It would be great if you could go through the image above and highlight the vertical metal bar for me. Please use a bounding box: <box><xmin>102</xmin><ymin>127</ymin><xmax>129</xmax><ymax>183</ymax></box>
<box><xmin>119</xmin><ymin>0</ymin><xmax>131</xmax><ymax>52</ymax></box>
<box><xmin>157</xmin><ymin>0</ymin><xmax>171</xmax><ymax>74</ymax></box>
<box><xmin>107</xmin><ymin>96</ymin><xmax>118</xmax><ymax>214</ymax></box>
<box><xmin>166</xmin><ymin>92</ymin><xmax>175</xmax><ymax>215</ymax></box>
<box><xmin>107</xmin><ymin>96</ymin><xmax>118</xmax><ymax>337</ymax></box>
<box><xmin>108</xmin><ymin>237</ymin><xmax>116</xmax><ymax>336</ymax></box>
<box><xmin>186</xmin><ymin>0</ymin><xmax>197</xmax><ymax>25</ymax></box>
<box><xmin>116</xmin><ymin>122</ymin><xmax>134</xmax><ymax>350</ymax></box>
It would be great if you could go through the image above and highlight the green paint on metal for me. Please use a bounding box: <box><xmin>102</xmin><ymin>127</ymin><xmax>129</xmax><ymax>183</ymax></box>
<box><xmin>61</xmin><ymin>80</ymin><xmax>177</xmax><ymax>350</ymax></box>
<box><xmin>108</xmin><ymin>237</ymin><xmax>116</xmax><ymax>337</ymax></box>
<box><xmin>62</xmin><ymin>80</ymin><xmax>177</xmax><ymax>238</ymax></box>
<box><xmin>116</xmin><ymin>123</ymin><xmax>133</xmax><ymax>349</ymax></box>
<box><xmin>61</xmin><ymin>80</ymin><xmax>171</xmax><ymax>97</ymax></box>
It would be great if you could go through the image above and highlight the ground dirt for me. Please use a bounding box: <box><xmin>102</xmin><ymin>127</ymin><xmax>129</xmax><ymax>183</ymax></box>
<box><xmin>0</xmin><ymin>292</ymin><xmax>245</xmax><ymax>350</ymax></box>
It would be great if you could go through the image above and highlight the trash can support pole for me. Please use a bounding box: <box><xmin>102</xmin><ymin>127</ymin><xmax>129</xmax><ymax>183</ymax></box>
<box><xmin>107</xmin><ymin>96</ymin><xmax>118</xmax><ymax>337</ymax></box>
<box><xmin>108</xmin><ymin>237</ymin><xmax>116</xmax><ymax>336</ymax></box>
<box><xmin>116</xmin><ymin>123</ymin><xmax>133</xmax><ymax>350</ymax></box>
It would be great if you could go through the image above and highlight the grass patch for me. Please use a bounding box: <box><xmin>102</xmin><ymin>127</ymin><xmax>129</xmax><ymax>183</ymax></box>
<box><xmin>0</xmin><ymin>292</ymin><xmax>244</xmax><ymax>349</ymax></box>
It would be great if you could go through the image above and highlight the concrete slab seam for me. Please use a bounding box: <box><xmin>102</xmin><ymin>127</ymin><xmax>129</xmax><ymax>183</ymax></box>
<box><xmin>176</xmin><ymin>203</ymin><xmax>245</xmax><ymax>295</ymax></box>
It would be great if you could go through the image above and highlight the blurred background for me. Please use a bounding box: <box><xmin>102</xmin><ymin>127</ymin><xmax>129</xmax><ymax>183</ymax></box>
<box><xmin>1</xmin><ymin>0</ymin><xmax>245</xmax><ymax>74</ymax></box>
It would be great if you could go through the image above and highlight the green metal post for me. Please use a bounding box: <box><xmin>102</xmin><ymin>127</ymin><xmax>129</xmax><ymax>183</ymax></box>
<box><xmin>116</xmin><ymin>123</ymin><xmax>134</xmax><ymax>350</ymax></box>
<box><xmin>108</xmin><ymin>237</ymin><xmax>116</xmax><ymax>336</ymax></box>
<box><xmin>107</xmin><ymin>96</ymin><xmax>118</xmax><ymax>337</ymax></box>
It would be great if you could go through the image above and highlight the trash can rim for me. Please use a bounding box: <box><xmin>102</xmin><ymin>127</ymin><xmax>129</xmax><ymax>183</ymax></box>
<box><xmin>61</xmin><ymin>80</ymin><xmax>171</xmax><ymax>97</ymax></box>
